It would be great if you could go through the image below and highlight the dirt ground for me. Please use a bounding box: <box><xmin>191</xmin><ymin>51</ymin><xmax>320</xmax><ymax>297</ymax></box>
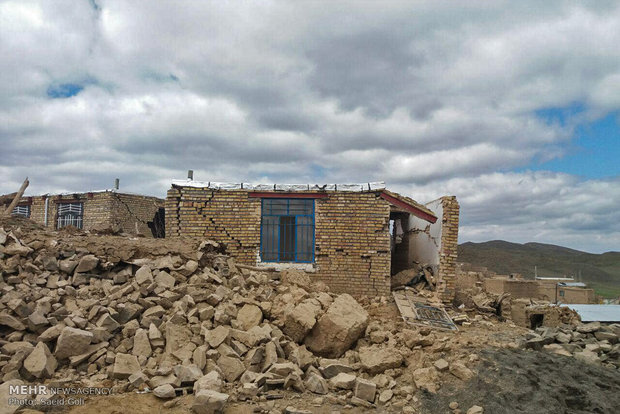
<box><xmin>66</xmin><ymin>345</ymin><xmax>620</xmax><ymax>414</ymax></box>
<box><xmin>421</xmin><ymin>348</ymin><xmax>620</xmax><ymax>414</ymax></box>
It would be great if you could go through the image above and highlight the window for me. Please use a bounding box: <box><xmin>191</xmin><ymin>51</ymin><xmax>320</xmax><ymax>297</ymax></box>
<box><xmin>260</xmin><ymin>198</ymin><xmax>314</xmax><ymax>263</ymax></box>
<box><xmin>559</xmin><ymin>290</ymin><xmax>565</xmax><ymax>297</ymax></box>
<box><xmin>12</xmin><ymin>205</ymin><xmax>30</xmax><ymax>218</ymax></box>
<box><xmin>57</xmin><ymin>202</ymin><xmax>83</xmax><ymax>229</ymax></box>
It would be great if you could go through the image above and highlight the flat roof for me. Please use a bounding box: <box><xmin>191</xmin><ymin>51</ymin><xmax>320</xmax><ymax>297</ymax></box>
<box><xmin>171</xmin><ymin>180</ymin><xmax>387</xmax><ymax>192</ymax></box>
<box><xmin>170</xmin><ymin>179</ymin><xmax>438</xmax><ymax>223</ymax></box>
<box><xmin>558</xmin><ymin>282</ymin><xmax>587</xmax><ymax>287</ymax></box>
<box><xmin>536</xmin><ymin>277</ymin><xmax>575</xmax><ymax>281</ymax></box>
<box><xmin>564</xmin><ymin>305</ymin><xmax>620</xmax><ymax>322</ymax></box>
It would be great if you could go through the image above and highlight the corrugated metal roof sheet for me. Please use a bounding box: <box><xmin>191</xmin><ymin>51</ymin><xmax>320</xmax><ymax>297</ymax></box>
<box><xmin>564</xmin><ymin>305</ymin><xmax>620</xmax><ymax>322</ymax></box>
<box><xmin>558</xmin><ymin>282</ymin><xmax>587</xmax><ymax>287</ymax></box>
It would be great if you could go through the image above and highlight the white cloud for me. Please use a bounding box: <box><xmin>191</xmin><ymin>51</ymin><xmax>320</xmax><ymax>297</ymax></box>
<box><xmin>0</xmin><ymin>1</ymin><xmax>619</xmax><ymax>251</ymax></box>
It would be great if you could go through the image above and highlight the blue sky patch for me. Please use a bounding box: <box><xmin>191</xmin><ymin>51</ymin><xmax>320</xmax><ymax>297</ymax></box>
<box><xmin>529</xmin><ymin>108</ymin><xmax>620</xmax><ymax>179</ymax></box>
<box><xmin>46</xmin><ymin>83</ymin><xmax>84</xmax><ymax>99</ymax></box>
<box><xmin>535</xmin><ymin>102</ymin><xmax>585</xmax><ymax>127</ymax></box>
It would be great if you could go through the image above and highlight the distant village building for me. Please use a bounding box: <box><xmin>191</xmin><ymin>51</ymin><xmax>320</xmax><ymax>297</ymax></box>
<box><xmin>5</xmin><ymin>189</ymin><xmax>164</xmax><ymax>237</ymax></box>
<box><xmin>457</xmin><ymin>264</ymin><xmax>596</xmax><ymax>304</ymax></box>
<box><xmin>166</xmin><ymin>179</ymin><xmax>459</xmax><ymax>299</ymax></box>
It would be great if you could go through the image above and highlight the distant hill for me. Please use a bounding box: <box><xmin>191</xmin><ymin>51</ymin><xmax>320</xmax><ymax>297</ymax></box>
<box><xmin>458</xmin><ymin>241</ymin><xmax>620</xmax><ymax>298</ymax></box>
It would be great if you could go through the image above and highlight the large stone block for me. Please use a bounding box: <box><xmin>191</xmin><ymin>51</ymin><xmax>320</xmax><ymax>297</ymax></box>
<box><xmin>304</xmin><ymin>294</ymin><xmax>368</xmax><ymax>358</ymax></box>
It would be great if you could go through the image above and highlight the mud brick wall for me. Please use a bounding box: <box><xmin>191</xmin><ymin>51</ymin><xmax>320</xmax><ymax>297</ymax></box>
<box><xmin>166</xmin><ymin>186</ymin><xmax>393</xmax><ymax>296</ymax></box>
<box><xmin>108</xmin><ymin>193</ymin><xmax>164</xmax><ymax>236</ymax></box>
<box><xmin>503</xmin><ymin>280</ymin><xmax>539</xmax><ymax>299</ymax></box>
<box><xmin>483</xmin><ymin>278</ymin><xmax>506</xmax><ymax>295</ymax></box>
<box><xmin>437</xmin><ymin>196</ymin><xmax>459</xmax><ymax>303</ymax></box>
<box><xmin>557</xmin><ymin>287</ymin><xmax>595</xmax><ymax>304</ymax></box>
<box><xmin>18</xmin><ymin>192</ymin><xmax>163</xmax><ymax>237</ymax></box>
<box><xmin>536</xmin><ymin>282</ymin><xmax>557</xmax><ymax>301</ymax></box>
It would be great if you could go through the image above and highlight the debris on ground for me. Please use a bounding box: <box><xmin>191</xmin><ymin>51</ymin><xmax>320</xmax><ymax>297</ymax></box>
<box><xmin>1</xmin><ymin>218</ymin><xmax>618</xmax><ymax>414</ymax></box>
<box><xmin>393</xmin><ymin>291</ymin><xmax>457</xmax><ymax>331</ymax></box>
<box><xmin>391</xmin><ymin>263</ymin><xmax>437</xmax><ymax>292</ymax></box>
<box><xmin>521</xmin><ymin>322</ymin><xmax>620</xmax><ymax>368</ymax></box>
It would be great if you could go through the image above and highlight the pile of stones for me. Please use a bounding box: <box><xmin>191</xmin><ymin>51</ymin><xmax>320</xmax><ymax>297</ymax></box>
<box><xmin>0</xmin><ymin>224</ymin><xmax>487</xmax><ymax>413</ymax></box>
<box><xmin>524</xmin><ymin>322</ymin><xmax>620</xmax><ymax>369</ymax></box>
<box><xmin>0</xmin><ymin>226</ymin><xmax>418</xmax><ymax>413</ymax></box>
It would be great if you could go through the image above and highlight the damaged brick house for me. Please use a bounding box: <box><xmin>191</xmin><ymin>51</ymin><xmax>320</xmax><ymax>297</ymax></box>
<box><xmin>166</xmin><ymin>179</ymin><xmax>459</xmax><ymax>300</ymax></box>
<box><xmin>6</xmin><ymin>189</ymin><xmax>165</xmax><ymax>237</ymax></box>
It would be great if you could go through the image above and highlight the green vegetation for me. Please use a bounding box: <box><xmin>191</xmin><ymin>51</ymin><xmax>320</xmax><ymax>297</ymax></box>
<box><xmin>458</xmin><ymin>241</ymin><xmax>620</xmax><ymax>299</ymax></box>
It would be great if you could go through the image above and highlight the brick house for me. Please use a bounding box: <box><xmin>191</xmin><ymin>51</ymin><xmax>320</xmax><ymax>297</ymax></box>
<box><xmin>8</xmin><ymin>190</ymin><xmax>165</xmax><ymax>237</ymax></box>
<box><xmin>166</xmin><ymin>180</ymin><xmax>459</xmax><ymax>300</ymax></box>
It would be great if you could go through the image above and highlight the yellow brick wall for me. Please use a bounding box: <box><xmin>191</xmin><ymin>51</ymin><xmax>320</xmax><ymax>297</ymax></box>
<box><xmin>438</xmin><ymin>196</ymin><xmax>460</xmax><ymax>303</ymax></box>
<box><xmin>17</xmin><ymin>192</ymin><xmax>163</xmax><ymax>237</ymax></box>
<box><xmin>166</xmin><ymin>187</ymin><xmax>392</xmax><ymax>295</ymax></box>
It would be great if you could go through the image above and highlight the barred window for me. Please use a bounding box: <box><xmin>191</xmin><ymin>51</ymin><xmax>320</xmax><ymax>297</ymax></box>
<box><xmin>57</xmin><ymin>202</ymin><xmax>83</xmax><ymax>229</ymax></box>
<box><xmin>12</xmin><ymin>205</ymin><xmax>30</xmax><ymax>218</ymax></box>
<box><xmin>260</xmin><ymin>198</ymin><xmax>315</xmax><ymax>263</ymax></box>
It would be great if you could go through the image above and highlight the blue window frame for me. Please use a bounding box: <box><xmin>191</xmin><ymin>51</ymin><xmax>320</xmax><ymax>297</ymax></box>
<box><xmin>260</xmin><ymin>198</ymin><xmax>315</xmax><ymax>263</ymax></box>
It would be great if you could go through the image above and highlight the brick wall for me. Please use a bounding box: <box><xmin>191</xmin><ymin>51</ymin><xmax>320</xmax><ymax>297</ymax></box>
<box><xmin>16</xmin><ymin>191</ymin><xmax>163</xmax><ymax>237</ymax></box>
<box><xmin>108</xmin><ymin>193</ymin><xmax>164</xmax><ymax>236</ymax></box>
<box><xmin>165</xmin><ymin>187</ymin><xmax>262</xmax><ymax>263</ymax></box>
<box><xmin>437</xmin><ymin>196</ymin><xmax>459</xmax><ymax>303</ymax></box>
<box><xmin>166</xmin><ymin>186</ymin><xmax>393</xmax><ymax>295</ymax></box>
<box><xmin>314</xmin><ymin>192</ymin><xmax>391</xmax><ymax>296</ymax></box>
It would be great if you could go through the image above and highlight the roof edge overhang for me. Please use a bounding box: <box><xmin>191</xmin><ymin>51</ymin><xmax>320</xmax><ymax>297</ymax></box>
<box><xmin>379</xmin><ymin>191</ymin><xmax>437</xmax><ymax>223</ymax></box>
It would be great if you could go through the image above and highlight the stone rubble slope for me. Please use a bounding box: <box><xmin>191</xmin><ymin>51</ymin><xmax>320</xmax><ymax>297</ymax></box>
<box><xmin>0</xmin><ymin>224</ymin><xmax>550</xmax><ymax>414</ymax></box>
<box><xmin>523</xmin><ymin>321</ymin><xmax>620</xmax><ymax>368</ymax></box>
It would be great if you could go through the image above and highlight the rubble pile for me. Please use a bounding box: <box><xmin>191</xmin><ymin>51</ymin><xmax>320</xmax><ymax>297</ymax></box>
<box><xmin>391</xmin><ymin>264</ymin><xmax>437</xmax><ymax>292</ymax></box>
<box><xmin>0</xmin><ymin>225</ymin><xmax>482</xmax><ymax>413</ymax></box>
<box><xmin>454</xmin><ymin>286</ymin><xmax>507</xmax><ymax>313</ymax></box>
<box><xmin>523</xmin><ymin>322</ymin><xmax>620</xmax><ymax>368</ymax></box>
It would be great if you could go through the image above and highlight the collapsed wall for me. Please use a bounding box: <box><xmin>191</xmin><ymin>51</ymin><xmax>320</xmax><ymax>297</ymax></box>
<box><xmin>404</xmin><ymin>196</ymin><xmax>460</xmax><ymax>303</ymax></box>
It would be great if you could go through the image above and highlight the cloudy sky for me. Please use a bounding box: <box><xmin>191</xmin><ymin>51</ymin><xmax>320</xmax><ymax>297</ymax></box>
<box><xmin>1</xmin><ymin>1</ymin><xmax>619</xmax><ymax>253</ymax></box>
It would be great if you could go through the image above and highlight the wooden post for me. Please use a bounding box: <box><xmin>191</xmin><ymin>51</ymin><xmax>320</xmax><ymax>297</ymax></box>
<box><xmin>2</xmin><ymin>178</ymin><xmax>29</xmax><ymax>217</ymax></box>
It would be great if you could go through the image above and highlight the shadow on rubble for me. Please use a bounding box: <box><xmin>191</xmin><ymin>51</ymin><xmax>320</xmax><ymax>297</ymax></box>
<box><xmin>420</xmin><ymin>347</ymin><xmax>620</xmax><ymax>414</ymax></box>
